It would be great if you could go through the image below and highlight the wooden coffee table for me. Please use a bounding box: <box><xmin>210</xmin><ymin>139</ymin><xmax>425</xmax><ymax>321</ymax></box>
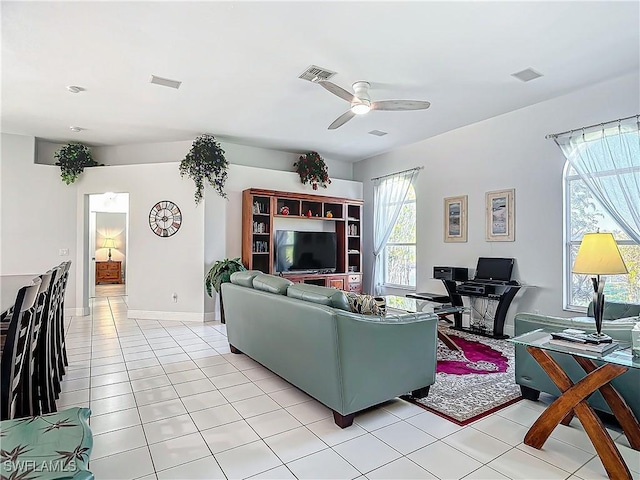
<box><xmin>511</xmin><ymin>329</ymin><xmax>640</xmax><ymax>480</ymax></box>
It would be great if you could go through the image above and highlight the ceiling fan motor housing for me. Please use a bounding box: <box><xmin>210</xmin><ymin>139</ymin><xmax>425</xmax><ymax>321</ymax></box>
<box><xmin>351</xmin><ymin>81</ymin><xmax>371</xmax><ymax>113</ymax></box>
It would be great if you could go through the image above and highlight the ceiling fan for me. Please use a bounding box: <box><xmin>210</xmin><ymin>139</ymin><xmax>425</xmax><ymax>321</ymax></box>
<box><xmin>317</xmin><ymin>80</ymin><xmax>431</xmax><ymax>130</ymax></box>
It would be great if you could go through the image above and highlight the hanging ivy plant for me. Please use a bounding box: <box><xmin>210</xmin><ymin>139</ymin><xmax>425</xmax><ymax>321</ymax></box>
<box><xmin>54</xmin><ymin>142</ymin><xmax>102</xmax><ymax>185</ymax></box>
<box><xmin>179</xmin><ymin>134</ymin><xmax>228</xmax><ymax>204</ymax></box>
<box><xmin>294</xmin><ymin>151</ymin><xmax>331</xmax><ymax>190</ymax></box>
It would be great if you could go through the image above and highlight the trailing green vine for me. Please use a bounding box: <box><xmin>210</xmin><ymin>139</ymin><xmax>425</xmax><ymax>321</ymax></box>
<box><xmin>54</xmin><ymin>143</ymin><xmax>102</xmax><ymax>184</ymax></box>
<box><xmin>180</xmin><ymin>134</ymin><xmax>228</xmax><ymax>204</ymax></box>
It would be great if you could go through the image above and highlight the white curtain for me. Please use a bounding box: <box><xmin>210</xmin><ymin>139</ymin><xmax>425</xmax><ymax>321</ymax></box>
<box><xmin>371</xmin><ymin>168</ymin><xmax>420</xmax><ymax>295</ymax></box>
<box><xmin>553</xmin><ymin>116</ymin><xmax>640</xmax><ymax>243</ymax></box>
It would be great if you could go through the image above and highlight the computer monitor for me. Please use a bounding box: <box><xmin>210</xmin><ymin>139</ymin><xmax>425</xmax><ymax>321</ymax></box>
<box><xmin>474</xmin><ymin>257</ymin><xmax>514</xmax><ymax>282</ymax></box>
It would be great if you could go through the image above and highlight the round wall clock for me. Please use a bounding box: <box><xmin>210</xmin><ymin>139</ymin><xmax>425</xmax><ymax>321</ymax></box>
<box><xmin>149</xmin><ymin>200</ymin><xmax>182</xmax><ymax>237</ymax></box>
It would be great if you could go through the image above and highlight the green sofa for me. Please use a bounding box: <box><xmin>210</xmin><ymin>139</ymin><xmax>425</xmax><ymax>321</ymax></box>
<box><xmin>222</xmin><ymin>272</ymin><xmax>439</xmax><ymax>427</ymax></box>
<box><xmin>514</xmin><ymin>301</ymin><xmax>640</xmax><ymax>419</ymax></box>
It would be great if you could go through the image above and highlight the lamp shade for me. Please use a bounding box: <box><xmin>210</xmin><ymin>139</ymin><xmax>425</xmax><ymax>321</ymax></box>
<box><xmin>102</xmin><ymin>238</ymin><xmax>117</xmax><ymax>249</ymax></box>
<box><xmin>572</xmin><ymin>232</ymin><xmax>628</xmax><ymax>275</ymax></box>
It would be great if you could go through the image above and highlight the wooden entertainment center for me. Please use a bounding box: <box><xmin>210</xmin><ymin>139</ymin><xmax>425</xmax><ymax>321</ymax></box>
<box><xmin>242</xmin><ymin>188</ymin><xmax>363</xmax><ymax>293</ymax></box>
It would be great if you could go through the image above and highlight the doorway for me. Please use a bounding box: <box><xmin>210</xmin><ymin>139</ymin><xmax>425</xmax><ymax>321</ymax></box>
<box><xmin>88</xmin><ymin>192</ymin><xmax>129</xmax><ymax>298</ymax></box>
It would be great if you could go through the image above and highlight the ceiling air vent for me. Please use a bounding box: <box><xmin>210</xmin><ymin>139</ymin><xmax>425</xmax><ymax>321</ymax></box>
<box><xmin>298</xmin><ymin>65</ymin><xmax>337</xmax><ymax>83</ymax></box>
<box><xmin>511</xmin><ymin>68</ymin><xmax>543</xmax><ymax>82</ymax></box>
<box><xmin>368</xmin><ymin>130</ymin><xmax>388</xmax><ymax>137</ymax></box>
<box><xmin>150</xmin><ymin>75</ymin><xmax>182</xmax><ymax>89</ymax></box>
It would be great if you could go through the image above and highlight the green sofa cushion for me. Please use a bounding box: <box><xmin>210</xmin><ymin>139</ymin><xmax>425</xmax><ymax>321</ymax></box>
<box><xmin>0</xmin><ymin>407</ymin><xmax>93</xmax><ymax>479</ymax></box>
<box><xmin>286</xmin><ymin>284</ymin><xmax>350</xmax><ymax>311</ymax></box>
<box><xmin>230</xmin><ymin>270</ymin><xmax>262</xmax><ymax>288</ymax></box>
<box><xmin>587</xmin><ymin>300</ymin><xmax>640</xmax><ymax>320</ymax></box>
<box><xmin>252</xmin><ymin>273</ymin><xmax>293</xmax><ymax>295</ymax></box>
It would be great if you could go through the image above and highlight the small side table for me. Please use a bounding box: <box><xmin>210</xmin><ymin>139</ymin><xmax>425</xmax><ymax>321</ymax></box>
<box><xmin>510</xmin><ymin>329</ymin><xmax>640</xmax><ymax>480</ymax></box>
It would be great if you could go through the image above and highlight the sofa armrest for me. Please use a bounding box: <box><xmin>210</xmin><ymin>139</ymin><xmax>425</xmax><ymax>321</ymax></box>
<box><xmin>335</xmin><ymin>312</ymin><xmax>438</xmax><ymax>414</ymax></box>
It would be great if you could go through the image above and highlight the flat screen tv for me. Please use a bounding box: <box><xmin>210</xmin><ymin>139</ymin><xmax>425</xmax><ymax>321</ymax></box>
<box><xmin>474</xmin><ymin>257</ymin><xmax>514</xmax><ymax>282</ymax></box>
<box><xmin>274</xmin><ymin>230</ymin><xmax>337</xmax><ymax>273</ymax></box>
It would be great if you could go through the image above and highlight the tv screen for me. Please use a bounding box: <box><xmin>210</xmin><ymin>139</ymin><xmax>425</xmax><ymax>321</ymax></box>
<box><xmin>275</xmin><ymin>230</ymin><xmax>337</xmax><ymax>273</ymax></box>
<box><xmin>474</xmin><ymin>257</ymin><xmax>514</xmax><ymax>282</ymax></box>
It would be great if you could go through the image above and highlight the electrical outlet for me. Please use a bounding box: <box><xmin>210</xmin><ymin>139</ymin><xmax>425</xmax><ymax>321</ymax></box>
<box><xmin>172</xmin><ymin>293</ymin><xmax>178</xmax><ymax>303</ymax></box>
<box><xmin>59</xmin><ymin>248</ymin><xmax>69</xmax><ymax>256</ymax></box>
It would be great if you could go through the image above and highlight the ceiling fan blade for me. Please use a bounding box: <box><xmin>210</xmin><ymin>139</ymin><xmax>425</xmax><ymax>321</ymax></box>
<box><xmin>328</xmin><ymin>110</ymin><xmax>356</xmax><ymax>130</ymax></box>
<box><xmin>371</xmin><ymin>100</ymin><xmax>431</xmax><ymax>111</ymax></box>
<box><xmin>319</xmin><ymin>81</ymin><xmax>355</xmax><ymax>103</ymax></box>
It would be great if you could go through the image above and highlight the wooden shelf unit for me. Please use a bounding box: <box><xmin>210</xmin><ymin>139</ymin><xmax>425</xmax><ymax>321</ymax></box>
<box><xmin>242</xmin><ymin>189</ymin><xmax>363</xmax><ymax>293</ymax></box>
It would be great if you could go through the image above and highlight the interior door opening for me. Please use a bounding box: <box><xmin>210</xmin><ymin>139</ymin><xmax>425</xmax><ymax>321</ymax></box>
<box><xmin>88</xmin><ymin>192</ymin><xmax>129</xmax><ymax>298</ymax></box>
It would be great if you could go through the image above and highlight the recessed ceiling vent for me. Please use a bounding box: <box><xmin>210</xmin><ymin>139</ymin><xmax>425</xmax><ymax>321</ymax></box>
<box><xmin>368</xmin><ymin>130</ymin><xmax>388</xmax><ymax>136</ymax></box>
<box><xmin>511</xmin><ymin>68</ymin><xmax>543</xmax><ymax>82</ymax></box>
<box><xmin>298</xmin><ymin>65</ymin><xmax>337</xmax><ymax>83</ymax></box>
<box><xmin>150</xmin><ymin>75</ymin><xmax>182</xmax><ymax>89</ymax></box>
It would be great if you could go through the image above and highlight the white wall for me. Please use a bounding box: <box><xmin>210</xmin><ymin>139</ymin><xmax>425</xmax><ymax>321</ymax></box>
<box><xmin>2</xmin><ymin>133</ymin><xmax>362</xmax><ymax>322</ymax></box>
<box><xmin>1</xmin><ymin>134</ymin><xmax>79</xmax><ymax>310</ymax></box>
<box><xmin>353</xmin><ymin>72</ymin><xmax>639</xmax><ymax>334</ymax></box>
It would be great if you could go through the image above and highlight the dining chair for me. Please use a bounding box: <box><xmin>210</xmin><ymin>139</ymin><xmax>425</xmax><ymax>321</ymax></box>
<box><xmin>24</xmin><ymin>270</ymin><xmax>55</xmax><ymax>416</ymax></box>
<box><xmin>0</xmin><ymin>279</ymin><xmax>41</xmax><ymax>420</ymax></box>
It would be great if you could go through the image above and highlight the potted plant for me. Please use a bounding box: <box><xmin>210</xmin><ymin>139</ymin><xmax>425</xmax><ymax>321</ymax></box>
<box><xmin>205</xmin><ymin>258</ymin><xmax>246</xmax><ymax>323</ymax></box>
<box><xmin>54</xmin><ymin>142</ymin><xmax>102</xmax><ymax>184</ymax></box>
<box><xmin>294</xmin><ymin>151</ymin><xmax>331</xmax><ymax>190</ymax></box>
<box><xmin>180</xmin><ymin>134</ymin><xmax>228</xmax><ymax>204</ymax></box>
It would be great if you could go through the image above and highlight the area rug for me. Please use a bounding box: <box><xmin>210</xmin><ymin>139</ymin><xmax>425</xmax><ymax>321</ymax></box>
<box><xmin>405</xmin><ymin>327</ymin><xmax>522</xmax><ymax>425</ymax></box>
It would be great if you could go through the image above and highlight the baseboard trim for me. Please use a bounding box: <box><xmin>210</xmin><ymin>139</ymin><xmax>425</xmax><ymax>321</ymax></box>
<box><xmin>66</xmin><ymin>307</ymin><xmax>90</xmax><ymax>317</ymax></box>
<box><xmin>127</xmin><ymin>310</ymin><xmax>212</xmax><ymax>323</ymax></box>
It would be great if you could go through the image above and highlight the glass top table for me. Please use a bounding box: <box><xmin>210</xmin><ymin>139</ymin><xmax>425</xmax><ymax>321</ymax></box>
<box><xmin>384</xmin><ymin>295</ymin><xmax>468</xmax><ymax>351</ymax></box>
<box><xmin>384</xmin><ymin>295</ymin><xmax>466</xmax><ymax>317</ymax></box>
<box><xmin>510</xmin><ymin>328</ymin><xmax>639</xmax><ymax>370</ymax></box>
<box><xmin>510</xmin><ymin>327</ymin><xmax>640</xmax><ymax>479</ymax></box>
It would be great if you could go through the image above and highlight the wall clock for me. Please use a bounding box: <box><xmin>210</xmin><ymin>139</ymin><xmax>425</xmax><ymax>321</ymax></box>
<box><xmin>149</xmin><ymin>200</ymin><xmax>182</xmax><ymax>237</ymax></box>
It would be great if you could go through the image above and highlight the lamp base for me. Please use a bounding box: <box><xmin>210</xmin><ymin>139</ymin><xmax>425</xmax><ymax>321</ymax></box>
<box><xmin>586</xmin><ymin>332</ymin><xmax>613</xmax><ymax>344</ymax></box>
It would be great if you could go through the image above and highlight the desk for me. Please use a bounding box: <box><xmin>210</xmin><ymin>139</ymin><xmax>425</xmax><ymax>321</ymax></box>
<box><xmin>511</xmin><ymin>329</ymin><xmax>640</xmax><ymax>480</ymax></box>
<box><xmin>440</xmin><ymin>279</ymin><xmax>524</xmax><ymax>338</ymax></box>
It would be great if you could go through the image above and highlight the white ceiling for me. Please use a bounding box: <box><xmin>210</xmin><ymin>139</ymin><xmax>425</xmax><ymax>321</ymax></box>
<box><xmin>2</xmin><ymin>1</ymin><xmax>639</xmax><ymax>163</ymax></box>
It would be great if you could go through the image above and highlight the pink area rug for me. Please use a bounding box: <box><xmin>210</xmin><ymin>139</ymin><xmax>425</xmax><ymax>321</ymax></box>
<box><xmin>406</xmin><ymin>327</ymin><xmax>522</xmax><ymax>425</ymax></box>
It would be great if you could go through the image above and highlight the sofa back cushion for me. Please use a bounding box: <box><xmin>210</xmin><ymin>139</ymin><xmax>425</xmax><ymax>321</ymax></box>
<box><xmin>286</xmin><ymin>284</ymin><xmax>350</xmax><ymax>311</ymax></box>
<box><xmin>230</xmin><ymin>270</ymin><xmax>262</xmax><ymax>288</ymax></box>
<box><xmin>252</xmin><ymin>274</ymin><xmax>293</xmax><ymax>295</ymax></box>
<box><xmin>587</xmin><ymin>300</ymin><xmax>640</xmax><ymax>320</ymax></box>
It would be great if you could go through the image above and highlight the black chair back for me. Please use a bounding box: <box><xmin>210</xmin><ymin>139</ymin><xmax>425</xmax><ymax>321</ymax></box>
<box><xmin>0</xmin><ymin>279</ymin><xmax>41</xmax><ymax>420</ymax></box>
<box><xmin>25</xmin><ymin>270</ymin><xmax>55</xmax><ymax>416</ymax></box>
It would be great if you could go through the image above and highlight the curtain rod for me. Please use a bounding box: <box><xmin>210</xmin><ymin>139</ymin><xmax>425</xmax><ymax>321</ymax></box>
<box><xmin>371</xmin><ymin>166</ymin><xmax>423</xmax><ymax>182</ymax></box>
<box><xmin>546</xmin><ymin>114</ymin><xmax>639</xmax><ymax>139</ymax></box>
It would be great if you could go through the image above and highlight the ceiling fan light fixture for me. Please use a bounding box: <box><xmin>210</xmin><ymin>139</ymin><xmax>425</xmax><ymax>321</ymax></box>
<box><xmin>351</xmin><ymin>102</ymin><xmax>371</xmax><ymax>115</ymax></box>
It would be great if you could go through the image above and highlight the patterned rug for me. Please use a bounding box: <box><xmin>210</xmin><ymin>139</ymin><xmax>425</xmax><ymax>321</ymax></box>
<box><xmin>406</xmin><ymin>327</ymin><xmax>522</xmax><ymax>425</ymax></box>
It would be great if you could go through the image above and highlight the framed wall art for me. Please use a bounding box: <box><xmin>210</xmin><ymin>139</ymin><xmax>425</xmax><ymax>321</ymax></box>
<box><xmin>486</xmin><ymin>189</ymin><xmax>515</xmax><ymax>241</ymax></box>
<box><xmin>444</xmin><ymin>195</ymin><xmax>468</xmax><ymax>243</ymax></box>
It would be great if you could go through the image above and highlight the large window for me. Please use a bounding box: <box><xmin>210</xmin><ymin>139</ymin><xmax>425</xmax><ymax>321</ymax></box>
<box><xmin>383</xmin><ymin>185</ymin><xmax>416</xmax><ymax>287</ymax></box>
<box><xmin>565</xmin><ymin>164</ymin><xmax>640</xmax><ymax>309</ymax></box>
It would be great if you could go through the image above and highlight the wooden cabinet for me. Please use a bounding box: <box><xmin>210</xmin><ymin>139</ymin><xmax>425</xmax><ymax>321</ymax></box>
<box><xmin>242</xmin><ymin>189</ymin><xmax>364</xmax><ymax>285</ymax></box>
<box><xmin>347</xmin><ymin>274</ymin><xmax>363</xmax><ymax>294</ymax></box>
<box><xmin>96</xmin><ymin>261</ymin><xmax>122</xmax><ymax>284</ymax></box>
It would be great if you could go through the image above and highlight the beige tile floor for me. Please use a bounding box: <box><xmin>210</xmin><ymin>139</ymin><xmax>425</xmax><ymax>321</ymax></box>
<box><xmin>58</xmin><ymin>293</ymin><xmax>640</xmax><ymax>479</ymax></box>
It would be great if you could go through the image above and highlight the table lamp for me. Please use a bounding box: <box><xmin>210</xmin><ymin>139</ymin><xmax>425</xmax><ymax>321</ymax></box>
<box><xmin>572</xmin><ymin>232</ymin><xmax>628</xmax><ymax>343</ymax></box>
<box><xmin>103</xmin><ymin>238</ymin><xmax>117</xmax><ymax>261</ymax></box>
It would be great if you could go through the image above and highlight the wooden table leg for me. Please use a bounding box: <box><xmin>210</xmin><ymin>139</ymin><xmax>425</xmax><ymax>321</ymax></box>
<box><xmin>525</xmin><ymin>346</ymin><xmax>632</xmax><ymax>480</ymax></box>
<box><xmin>438</xmin><ymin>329</ymin><xmax>462</xmax><ymax>352</ymax></box>
<box><xmin>574</xmin><ymin>356</ymin><xmax>640</xmax><ymax>450</ymax></box>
